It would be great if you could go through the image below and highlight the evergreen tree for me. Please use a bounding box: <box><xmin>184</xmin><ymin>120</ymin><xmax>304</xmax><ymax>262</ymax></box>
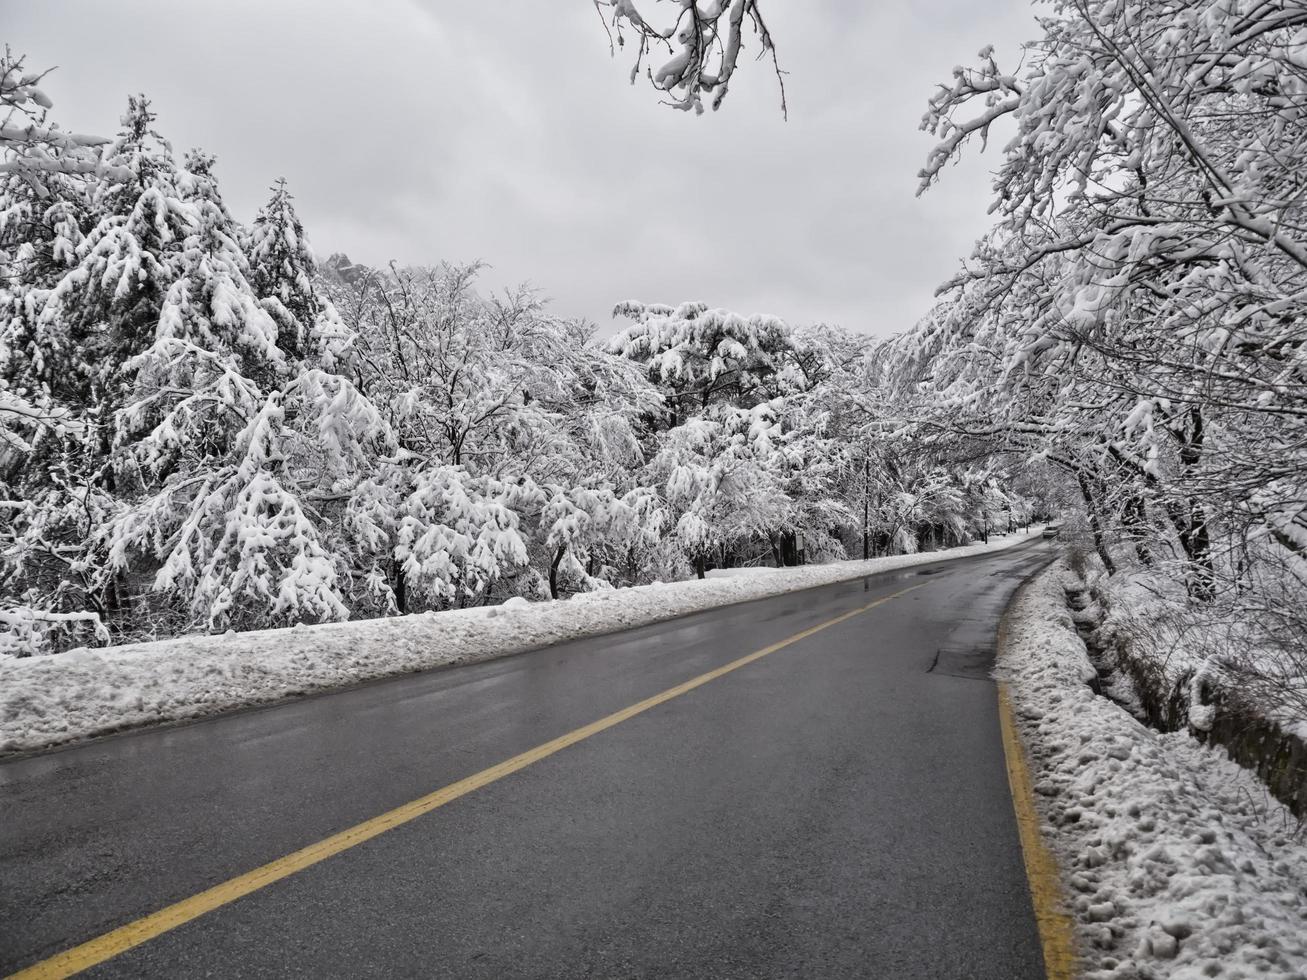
<box><xmin>246</xmin><ymin>178</ymin><xmax>349</xmax><ymax>366</ymax></box>
<box><xmin>101</xmin><ymin>150</ymin><xmax>387</xmax><ymax>631</ymax></box>
<box><xmin>41</xmin><ymin>97</ymin><xmax>192</xmax><ymax>416</ymax></box>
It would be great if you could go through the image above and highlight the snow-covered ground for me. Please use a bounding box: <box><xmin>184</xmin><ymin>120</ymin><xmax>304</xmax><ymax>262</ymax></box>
<box><xmin>0</xmin><ymin>528</ymin><xmax>1045</xmax><ymax>756</ymax></box>
<box><xmin>1000</xmin><ymin>562</ymin><xmax>1307</xmax><ymax>979</ymax></box>
<box><xmin>1086</xmin><ymin>566</ymin><xmax>1307</xmax><ymax>746</ymax></box>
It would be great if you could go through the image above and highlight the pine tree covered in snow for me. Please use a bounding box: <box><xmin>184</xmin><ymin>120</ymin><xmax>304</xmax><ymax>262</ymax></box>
<box><xmin>246</xmin><ymin>178</ymin><xmax>348</xmax><ymax>366</ymax></box>
<box><xmin>0</xmin><ymin>95</ymin><xmax>177</xmax><ymax>654</ymax></box>
<box><xmin>101</xmin><ymin>153</ymin><xmax>390</xmax><ymax>632</ymax></box>
<box><xmin>610</xmin><ymin>301</ymin><xmax>793</xmax><ymax>424</ymax></box>
<box><xmin>40</xmin><ymin>98</ymin><xmax>194</xmax><ymax>415</ymax></box>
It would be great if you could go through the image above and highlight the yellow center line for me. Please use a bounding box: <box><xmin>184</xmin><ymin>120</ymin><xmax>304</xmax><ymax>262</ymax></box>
<box><xmin>997</xmin><ymin>682</ymin><xmax>1078</xmax><ymax>980</ymax></box>
<box><xmin>9</xmin><ymin>582</ymin><xmax>926</xmax><ymax>980</ymax></box>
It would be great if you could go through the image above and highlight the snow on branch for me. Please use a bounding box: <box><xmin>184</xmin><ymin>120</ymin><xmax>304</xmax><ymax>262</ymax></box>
<box><xmin>0</xmin><ymin>607</ymin><xmax>108</xmax><ymax>657</ymax></box>
<box><xmin>0</xmin><ymin>48</ymin><xmax>131</xmax><ymax>190</ymax></box>
<box><xmin>595</xmin><ymin>0</ymin><xmax>787</xmax><ymax>117</ymax></box>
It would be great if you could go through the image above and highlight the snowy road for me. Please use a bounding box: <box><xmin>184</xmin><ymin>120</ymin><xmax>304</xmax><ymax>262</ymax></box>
<box><xmin>2</xmin><ymin>541</ymin><xmax>1055</xmax><ymax>979</ymax></box>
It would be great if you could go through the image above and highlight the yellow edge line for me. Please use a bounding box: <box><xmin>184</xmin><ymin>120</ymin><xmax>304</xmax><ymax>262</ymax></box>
<box><xmin>997</xmin><ymin>680</ymin><xmax>1078</xmax><ymax>980</ymax></box>
<box><xmin>9</xmin><ymin>582</ymin><xmax>926</xmax><ymax>980</ymax></box>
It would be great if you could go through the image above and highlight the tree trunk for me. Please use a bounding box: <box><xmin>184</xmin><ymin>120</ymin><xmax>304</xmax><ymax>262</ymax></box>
<box><xmin>1076</xmin><ymin>472</ymin><xmax>1117</xmax><ymax>576</ymax></box>
<box><xmin>1124</xmin><ymin>495</ymin><xmax>1154</xmax><ymax>567</ymax></box>
<box><xmin>549</xmin><ymin>546</ymin><xmax>566</xmax><ymax>599</ymax></box>
<box><xmin>1177</xmin><ymin>408</ymin><xmax>1214</xmax><ymax>600</ymax></box>
<box><xmin>391</xmin><ymin>559</ymin><xmax>407</xmax><ymax>614</ymax></box>
<box><xmin>780</xmin><ymin>531</ymin><xmax>799</xmax><ymax>567</ymax></box>
<box><xmin>1180</xmin><ymin>508</ymin><xmax>1214</xmax><ymax>601</ymax></box>
<box><xmin>694</xmin><ymin>554</ymin><xmax>706</xmax><ymax>580</ymax></box>
<box><xmin>862</xmin><ymin>457</ymin><xmax>870</xmax><ymax>560</ymax></box>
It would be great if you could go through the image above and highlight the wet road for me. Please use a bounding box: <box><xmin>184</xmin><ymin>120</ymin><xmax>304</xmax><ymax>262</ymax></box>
<box><xmin>2</xmin><ymin>541</ymin><xmax>1054</xmax><ymax>979</ymax></box>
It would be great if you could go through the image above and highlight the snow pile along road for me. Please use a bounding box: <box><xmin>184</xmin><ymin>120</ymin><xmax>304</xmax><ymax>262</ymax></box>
<box><xmin>1</xmin><ymin>529</ymin><xmax>1044</xmax><ymax>755</ymax></box>
<box><xmin>1000</xmin><ymin>563</ymin><xmax>1307</xmax><ymax>979</ymax></box>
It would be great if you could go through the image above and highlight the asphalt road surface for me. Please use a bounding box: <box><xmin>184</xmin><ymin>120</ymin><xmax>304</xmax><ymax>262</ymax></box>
<box><xmin>2</xmin><ymin>540</ymin><xmax>1055</xmax><ymax>979</ymax></box>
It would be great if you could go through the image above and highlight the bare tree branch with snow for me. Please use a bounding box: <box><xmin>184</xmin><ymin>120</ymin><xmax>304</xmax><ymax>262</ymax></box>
<box><xmin>595</xmin><ymin>0</ymin><xmax>787</xmax><ymax>117</ymax></box>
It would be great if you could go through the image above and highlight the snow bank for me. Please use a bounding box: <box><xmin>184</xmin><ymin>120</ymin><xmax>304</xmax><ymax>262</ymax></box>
<box><xmin>702</xmin><ymin>565</ymin><xmax>782</xmax><ymax>578</ymax></box>
<box><xmin>1</xmin><ymin>528</ymin><xmax>1045</xmax><ymax>756</ymax></box>
<box><xmin>1000</xmin><ymin>563</ymin><xmax>1307</xmax><ymax>978</ymax></box>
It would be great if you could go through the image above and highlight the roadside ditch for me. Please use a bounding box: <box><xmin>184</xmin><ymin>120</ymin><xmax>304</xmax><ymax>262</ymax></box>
<box><xmin>1062</xmin><ymin>580</ymin><xmax>1307</xmax><ymax>820</ymax></box>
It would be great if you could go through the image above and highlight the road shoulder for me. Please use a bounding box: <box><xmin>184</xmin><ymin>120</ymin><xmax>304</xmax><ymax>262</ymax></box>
<box><xmin>997</xmin><ymin>561</ymin><xmax>1307</xmax><ymax>977</ymax></box>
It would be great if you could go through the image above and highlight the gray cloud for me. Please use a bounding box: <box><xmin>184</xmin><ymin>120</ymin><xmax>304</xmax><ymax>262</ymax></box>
<box><xmin>4</xmin><ymin>0</ymin><xmax>1039</xmax><ymax>335</ymax></box>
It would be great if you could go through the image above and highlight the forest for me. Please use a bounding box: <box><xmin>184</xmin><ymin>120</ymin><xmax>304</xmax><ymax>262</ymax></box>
<box><xmin>0</xmin><ymin>63</ymin><xmax>1040</xmax><ymax>656</ymax></box>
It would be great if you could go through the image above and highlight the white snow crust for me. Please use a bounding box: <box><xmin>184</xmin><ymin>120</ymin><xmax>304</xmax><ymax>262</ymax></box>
<box><xmin>0</xmin><ymin>529</ymin><xmax>1044</xmax><ymax>756</ymax></box>
<box><xmin>1000</xmin><ymin>563</ymin><xmax>1307</xmax><ymax>979</ymax></box>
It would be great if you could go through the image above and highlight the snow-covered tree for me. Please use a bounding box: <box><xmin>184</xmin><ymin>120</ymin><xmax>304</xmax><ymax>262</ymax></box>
<box><xmin>0</xmin><ymin>172</ymin><xmax>88</xmax><ymax>457</ymax></box>
<box><xmin>610</xmin><ymin>301</ymin><xmax>793</xmax><ymax>425</ymax></box>
<box><xmin>321</xmin><ymin>261</ymin><xmax>669</xmax><ymax>602</ymax></box>
<box><xmin>246</xmin><ymin>178</ymin><xmax>349</xmax><ymax>366</ymax></box>
<box><xmin>910</xmin><ymin>0</ymin><xmax>1307</xmax><ymax>595</ymax></box>
<box><xmin>0</xmin><ymin>94</ymin><xmax>173</xmax><ymax>653</ymax></box>
<box><xmin>651</xmin><ymin>403</ymin><xmax>791</xmax><ymax>575</ymax></box>
<box><xmin>613</xmin><ymin>303</ymin><xmax>870</xmax><ymax>571</ymax></box>
<box><xmin>335</xmin><ymin>463</ymin><xmax>525</xmax><ymax>613</ymax></box>
<box><xmin>594</xmin><ymin>0</ymin><xmax>786</xmax><ymax>116</ymax></box>
<box><xmin>88</xmin><ymin>148</ymin><xmax>408</xmax><ymax>633</ymax></box>
<box><xmin>37</xmin><ymin>97</ymin><xmax>195</xmax><ymax>415</ymax></box>
<box><xmin>512</xmin><ymin>479</ymin><xmax>666</xmax><ymax>598</ymax></box>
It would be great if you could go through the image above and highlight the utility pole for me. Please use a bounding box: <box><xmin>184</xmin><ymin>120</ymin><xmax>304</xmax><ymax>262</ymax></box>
<box><xmin>862</xmin><ymin>456</ymin><xmax>870</xmax><ymax>560</ymax></box>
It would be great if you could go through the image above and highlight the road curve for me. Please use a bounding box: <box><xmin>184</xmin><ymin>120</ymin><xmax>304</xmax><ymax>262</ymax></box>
<box><xmin>2</xmin><ymin>541</ymin><xmax>1055</xmax><ymax>979</ymax></box>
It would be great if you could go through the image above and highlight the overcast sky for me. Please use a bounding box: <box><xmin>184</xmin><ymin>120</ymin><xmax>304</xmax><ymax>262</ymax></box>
<box><xmin>6</xmin><ymin>1</ymin><xmax>1038</xmax><ymax>336</ymax></box>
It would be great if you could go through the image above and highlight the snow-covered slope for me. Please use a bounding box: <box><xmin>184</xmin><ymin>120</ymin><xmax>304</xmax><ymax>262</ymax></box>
<box><xmin>1</xmin><ymin>529</ymin><xmax>1044</xmax><ymax>756</ymax></box>
<box><xmin>1000</xmin><ymin>563</ymin><xmax>1307</xmax><ymax>978</ymax></box>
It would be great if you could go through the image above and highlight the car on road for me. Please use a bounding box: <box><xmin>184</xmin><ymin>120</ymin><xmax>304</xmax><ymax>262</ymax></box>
<box><xmin>1042</xmin><ymin>525</ymin><xmax>1061</xmax><ymax>539</ymax></box>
